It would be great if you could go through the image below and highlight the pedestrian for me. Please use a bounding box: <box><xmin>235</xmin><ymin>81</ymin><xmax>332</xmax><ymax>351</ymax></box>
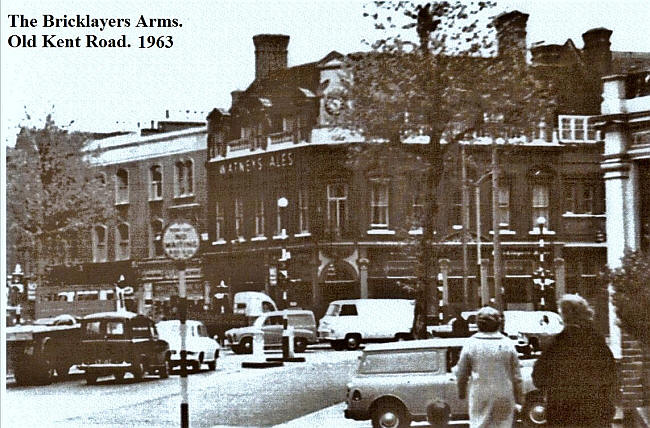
<box><xmin>451</xmin><ymin>308</ymin><xmax>471</xmax><ymax>337</ymax></box>
<box><xmin>456</xmin><ymin>306</ymin><xmax>522</xmax><ymax>428</ymax></box>
<box><xmin>532</xmin><ymin>294</ymin><xmax>617</xmax><ymax>427</ymax></box>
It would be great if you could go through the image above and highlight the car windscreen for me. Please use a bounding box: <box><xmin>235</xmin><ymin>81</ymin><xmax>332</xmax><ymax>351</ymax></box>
<box><xmin>358</xmin><ymin>349</ymin><xmax>440</xmax><ymax>374</ymax></box>
<box><xmin>325</xmin><ymin>304</ymin><xmax>341</xmax><ymax>316</ymax></box>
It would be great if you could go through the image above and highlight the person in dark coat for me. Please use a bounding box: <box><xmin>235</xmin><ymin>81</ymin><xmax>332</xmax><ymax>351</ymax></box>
<box><xmin>451</xmin><ymin>308</ymin><xmax>471</xmax><ymax>337</ymax></box>
<box><xmin>532</xmin><ymin>294</ymin><xmax>617</xmax><ymax>427</ymax></box>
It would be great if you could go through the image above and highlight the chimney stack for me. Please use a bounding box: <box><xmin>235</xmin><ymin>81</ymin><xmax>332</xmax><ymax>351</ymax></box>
<box><xmin>582</xmin><ymin>28</ymin><xmax>613</xmax><ymax>77</ymax></box>
<box><xmin>493</xmin><ymin>11</ymin><xmax>529</xmax><ymax>58</ymax></box>
<box><xmin>231</xmin><ymin>90</ymin><xmax>243</xmax><ymax>108</ymax></box>
<box><xmin>253</xmin><ymin>34</ymin><xmax>290</xmax><ymax>81</ymax></box>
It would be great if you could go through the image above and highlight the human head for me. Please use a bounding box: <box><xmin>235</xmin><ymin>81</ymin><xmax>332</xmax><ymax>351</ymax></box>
<box><xmin>557</xmin><ymin>294</ymin><xmax>594</xmax><ymax>327</ymax></box>
<box><xmin>476</xmin><ymin>306</ymin><xmax>502</xmax><ymax>332</ymax></box>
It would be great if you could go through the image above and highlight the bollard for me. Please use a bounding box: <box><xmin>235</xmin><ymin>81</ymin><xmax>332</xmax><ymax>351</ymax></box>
<box><xmin>252</xmin><ymin>330</ymin><xmax>265</xmax><ymax>361</ymax></box>
<box><xmin>287</xmin><ymin>326</ymin><xmax>295</xmax><ymax>358</ymax></box>
<box><xmin>242</xmin><ymin>330</ymin><xmax>283</xmax><ymax>369</ymax></box>
<box><xmin>268</xmin><ymin>315</ymin><xmax>305</xmax><ymax>363</ymax></box>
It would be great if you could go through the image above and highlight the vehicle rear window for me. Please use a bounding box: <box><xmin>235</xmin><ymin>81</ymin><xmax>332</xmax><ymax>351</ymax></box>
<box><xmin>359</xmin><ymin>350</ymin><xmax>440</xmax><ymax>374</ymax></box>
<box><xmin>289</xmin><ymin>314</ymin><xmax>312</xmax><ymax>325</ymax></box>
<box><xmin>131</xmin><ymin>319</ymin><xmax>152</xmax><ymax>339</ymax></box>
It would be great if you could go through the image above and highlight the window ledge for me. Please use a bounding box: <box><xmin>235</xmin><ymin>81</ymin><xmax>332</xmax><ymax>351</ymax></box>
<box><xmin>231</xmin><ymin>237</ymin><xmax>246</xmax><ymax>244</ymax></box>
<box><xmin>251</xmin><ymin>236</ymin><xmax>267</xmax><ymax>242</ymax></box>
<box><xmin>273</xmin><ymin>234</ymin><xmax>289</xmax><ymax>240</ymax></box>
<box><xmin>212</xmin><ymin>239</ymin><xmax>226</xmax><ymax>246</ymax></box>
<box><xmin>115</xmin><ymin>201</ymin><xmax>129</xmax><ymax>206</ymax></box>
<box><xmin>489</xmin><ymin>230</ymin><xmax>516</xmax><ymax>235</ymax></box>
<box><xmin>409</xmin><ymin>228</ymin><xmax>423</xmax><ymax>236</ymax></box>
<box><xmin>169</xmin><ymin>202</ymin><xmax>200</xmax><ymax>209</ymax></box>
<box><xmin>148</xmin><ymin>197</ymin><xmax>163</xmax><ymax>203</ymax></box>
<box><xmin>294</xmin><ymin>232</ymin><xmax>311</xmax><ymax>238</ymax></box>
<box><xmin>562</xmin><ymin>212</ymin><xmax>606</xmax><ymax>218</ymax></box>
<box><xmin>174</xmin><ymin>193</ymin><xmax>195</xmax><ymax>200</ymax></box>
<box><xmin>367</xmin><ymin>229</ymin><xmax>396</xmax><ymax>235</ymax></box>
<box><xmin>529</xmin><ymin>229</ymin><xmax>556</xmax><ymax>235</ymax></box>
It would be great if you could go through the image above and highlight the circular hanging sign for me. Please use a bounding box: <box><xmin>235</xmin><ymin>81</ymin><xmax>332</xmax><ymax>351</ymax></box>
<box><xmin>162</xmin><ymin>221</ymin><xmax>200</xmax><ymax>261</ymax></box>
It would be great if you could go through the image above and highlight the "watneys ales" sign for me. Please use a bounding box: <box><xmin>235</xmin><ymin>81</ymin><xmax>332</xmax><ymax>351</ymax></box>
<box><xmin>218</xmin><ymin>151</ymin><xmax>294</xmax><ymax>176</ymax></box>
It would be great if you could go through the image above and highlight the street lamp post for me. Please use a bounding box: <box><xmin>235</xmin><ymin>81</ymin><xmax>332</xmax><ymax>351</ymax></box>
<box><xmin>277</xmin><ymin>197</ymin><xmax>289</xmax><ymax>310</ymax></box>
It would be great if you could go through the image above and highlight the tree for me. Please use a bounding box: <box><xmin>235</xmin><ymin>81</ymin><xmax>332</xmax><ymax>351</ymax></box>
<box><xmin>607</xmin><ymin>251</ymin><xmax>650</xmax><ymax>346</ymax></box>
<box><xmin>331</xmin><ymin>1</ymin><xmax>554</xmax><ymax>337</ymax></box>
<box><xmin>6</xmin><ymin>114</ymin><xmax>114</xmax><ymax>279</ymax></box>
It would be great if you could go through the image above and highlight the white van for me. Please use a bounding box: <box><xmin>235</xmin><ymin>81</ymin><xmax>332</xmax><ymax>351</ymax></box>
<box><xmin>233</xmin><ymin>292</ymin><xmax>277</xmax><ymax>318</ymax></box>
<box><xmin>318</xmin><ymin>299</ymin><xmax>415</xmax><ymax>350</ymax></box>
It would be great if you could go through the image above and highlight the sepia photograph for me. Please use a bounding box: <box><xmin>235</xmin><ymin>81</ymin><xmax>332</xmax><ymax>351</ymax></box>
<box><xmin>2</xmin><ymin>0</ymin><xmax>650</xmax><ymax>427</ymax></box>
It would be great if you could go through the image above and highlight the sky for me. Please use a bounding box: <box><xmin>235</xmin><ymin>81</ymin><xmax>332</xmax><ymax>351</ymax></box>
<box><xmin>1</xmin><ymin>0</ymin><xmax>649</xmax><ymax>146</ymax></box>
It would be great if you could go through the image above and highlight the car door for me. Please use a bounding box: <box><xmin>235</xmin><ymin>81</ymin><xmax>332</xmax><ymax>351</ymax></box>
<box><xmin>262</xmin><ymin>315</ymin><xmax>284</xmax><ymax>345</ymax></box>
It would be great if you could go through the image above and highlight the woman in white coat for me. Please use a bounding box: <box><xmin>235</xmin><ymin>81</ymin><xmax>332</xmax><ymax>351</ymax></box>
<box><xmin>456</xmin><ymin>306</ymin><xmax>522</xmax><ymax>428</ymax></box>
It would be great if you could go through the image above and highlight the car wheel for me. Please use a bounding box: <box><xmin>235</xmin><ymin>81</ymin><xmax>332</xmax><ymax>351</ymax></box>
<box><xmin>114</xmin><ymin>371</ymin><xmax>125</xmax><ymax>382</ymax></box>
<box><xmin>132</xmin><ymin>360</ymin><xmax>145</xmax><ymax>381</ymax></box>
<box><xmin>294</xmin><ymin>337</ymin><xmax>307</xmax><ymax>353</ymax></box>
<box><xmin>372</xmin><ymin>401</ymin><xmax>411</xmax><ymax>428</ymax></box>
<box><xmin>207</xmin><ymin>359</ymin><xmax>217</xmax><ymax>371</ymax></box>
<box><xmin>522</xmin><ymin>393</ymin><xmax>547</xmax><ymax>426</ymax></box>
<box><xmin>345</xmin><ymin>334</ymin><xmax>361</xmax><ymax>351</ymax></box>
<box><xmin>159</xmin><ymin>360</ymin><xmax>169</xmax><ymax>379</ymax></box>
<box><xmin>241</xmin><ymin>337</ymin><xmax>253</xmax><ymax>354</ymax></box>
<box><xmin>331</xmin><ymin>340</ymin><xmax>345</xmax><ymax>351</ymax></box>
<box><xmin>86</xmin><ymin>374</ymin><xmax>97</xmax><ymax>385</ymax></box>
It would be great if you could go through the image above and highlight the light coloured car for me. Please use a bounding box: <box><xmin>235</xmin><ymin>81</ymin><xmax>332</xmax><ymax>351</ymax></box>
<box><xmin>156</xmin><ymin>320</ymin><xmax>220</xmax><ymax>372</ymax></box>
<box><xmin>225</xmin><ymin>309</ymin><xmax>317</xmax><ymax>354</ymax></box>
<box><xmin>344</xmin><ymin>338</ymin><xmax>546</xmax><ymax>427</ymax></box>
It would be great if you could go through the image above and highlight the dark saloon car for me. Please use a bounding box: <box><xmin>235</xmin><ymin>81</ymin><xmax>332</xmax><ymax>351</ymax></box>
<box><xmin>78</xmin><ymin>311</ymin><xmax>170</xmax><ymax>384</ymax></box>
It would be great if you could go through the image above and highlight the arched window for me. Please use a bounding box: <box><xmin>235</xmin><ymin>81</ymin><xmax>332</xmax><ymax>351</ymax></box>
<box><xmin>115</xmin><ymin>223</ymin><xmax>130</xmax><ymax>260</ymax></box>
<box><xmin>174</xmin><ymin>159</ymin><xmax>194</xmax><ymax>197</ymax></box>
<box><xmin>149</xmin><ymin>165</ymin><xmax>163</xmax><ymax>200</ymax></box>
<box><xmin>92</xmin><ymin>225</ymin><xmax>107</xmax><ymax>262</ymax></box>
<box><xmin>115</xmin><ymin>169</ymin><xmax>129</xmax><ymax>204</ymax></box>
<box><xmin>150</xmin><ymin>218</ymin><xmax>164</xmax><ymax>257</ymax></box>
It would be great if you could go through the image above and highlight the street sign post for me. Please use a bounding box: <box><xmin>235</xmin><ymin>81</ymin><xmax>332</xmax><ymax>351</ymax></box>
<box><xmin>162</xmin><ymin>220</ymin><xmax>199</xmax><ymax>428</ymax></box>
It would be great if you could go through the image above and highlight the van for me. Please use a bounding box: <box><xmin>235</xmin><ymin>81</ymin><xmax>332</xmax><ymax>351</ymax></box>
<box><xmin>225</xmin><ymin>309</ymin><xmax>317</xmax><ymax>354</ymax></box>
<box><xmin>232</xmin><ymin>291</ymin><xmax>277</xmax><ymax>319</ymax></box>
<box><xmin>318</xmin><ymin>299</ymin><xmax>415</xmax><ymax>351</ymax></box>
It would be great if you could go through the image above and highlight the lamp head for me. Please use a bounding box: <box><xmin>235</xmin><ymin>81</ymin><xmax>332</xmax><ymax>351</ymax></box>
<box><xmin>536</xmin><ymin>216</ymin><xmax>547</xmax><ymax>228</ymax></box>
<box><xmin>277</xmin><ymin>197</ymin><xmax>288</xmax><ymax>208</ymax></box>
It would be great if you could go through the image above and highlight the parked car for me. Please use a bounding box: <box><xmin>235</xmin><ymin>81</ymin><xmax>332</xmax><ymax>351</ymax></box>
<box><xmin>318</xmin><ymin>299</ymin><xmax>415</xmax><ymax>351</ymax></box>
<box><xmin>344</xmin><ymin>338</ymin><xmax>546</xmax><ymax>428</ymax></box>
<box><xmin>225</xmin><ymin>309</ymin><xmax>317</xmax><ymax>354</ymax></box>
<box><xmin>78</xmin><ymin>311</ymin><xmax>170</xmax><ymax>384</ymax></box>
<box><xmin>156</xmin><ymin>320</ymin><xmax>220</xmax><ymax>372</ymax></box>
